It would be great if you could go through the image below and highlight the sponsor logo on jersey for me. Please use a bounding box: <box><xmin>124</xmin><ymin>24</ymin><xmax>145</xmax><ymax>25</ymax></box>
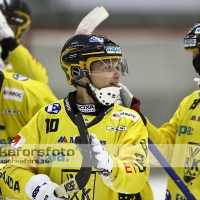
<box><xmin>57</xmin><ymin>136</ymin><xmax>68</xmax><ymax>143</ymax></box>
<box><xmin>64</xmin><ymin>98</ymin><xmax>72</xmax><ymax>112</ymax></box>
<box><xmin>11</xmin><ymin>134</ymin><xmax>26</xmax><ymax>150</ymax></box>
<box><xmin>89</xmin><ymin>36</ymin><xmax>104</xmax><ymax>43</ymax></box>
<box><xmin>111</xmin><ymin>110</ymin><xmax>139</xmax><ymax>122</ymax></box>
<box><xmin>176</xmin><ymin>125</ymin><xmax>193</xmax><ymax>136</ymax></box>
<box><xmin>3</xmin><ymin>87</ymin><xmax>24</xmax><ymax>102</ymax></box>
<box><xmin>12</xmin><ymin>74</ymin><xmax>28</xmax><ymax>81</ymax></box>
<box><xmin>2</xmin><ymin>171</ymin><xmax>20</xmax><ymax>192</ymax></box>
<box><xmin>77</xmin><ymin>104</ymin><xmax>95</xmax><ymax>112</ymax></box>
<box><xmin>184</xmin><ymin>38</ymin><xmax>196</xmax><ymax>47</ymax></box>
<box><xmin>106</xmin><ymin>46</ymin><xmax>121</xmax><ymax>54</ymax></box>
<box><xmin>106</xmin><ymin>125</ymin><xmax>127</xmax><ymax>131</ymax></box>
<box><xmin>190</xmin><ymin>115</ymin><xmax>200</xmax><ymax>122</ymax></box>
<box><xmin>2</xmin><ymin>110</ymin><xmax>20</xmax><ymax>115</ymax></box>
<box><xmin>45</xmin><ymin>103</ymin><xmax>61</xmax><ymax>114</ymax></box>
<box><xmin>57</xmin><ymin>136</ymin><xmax>74</xmax><ymax>143</ymax></box>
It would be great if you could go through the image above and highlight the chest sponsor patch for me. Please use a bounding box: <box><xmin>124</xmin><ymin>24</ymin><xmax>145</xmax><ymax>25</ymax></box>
<box><xmin>45</xmin><ymin>103</ymin><xmax>61</xmax><ymax>114</ymax></box>
<box><xmin>12</xmin><ymin>74</ymin><xmax>28</xmax><ymax>81</ymax></box>
<box><xmin>111</xmin><ymin>110</ymin><xmax>139</xmax><ymax>122</ymax></box>
<box><xmin>77</xmin><ymin>104</ymin><xmax>95</xmax><ymax>112</ymax></box>
<box><xmin>3</xmin><ymin>87</ymin><xmax>24</xmax><ymax>102</ymax></box>
<box><xmin>106</xmin><ymin>126</ymin><xmax>127</xmax><ymax>131</ymax></box>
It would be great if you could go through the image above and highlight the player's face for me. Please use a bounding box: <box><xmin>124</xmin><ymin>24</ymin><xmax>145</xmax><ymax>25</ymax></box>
<box><xmin>90</xmin><ymin>59</ymin><xmax>121</xmax><ymax>89</ymax></box>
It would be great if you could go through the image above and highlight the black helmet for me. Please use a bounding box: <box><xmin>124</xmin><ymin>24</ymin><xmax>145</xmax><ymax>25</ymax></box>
<box><xmin>184</xmin><ymin>21</ymin><xmax>200</xmax><ymax>52</ymax></box>
<box><xmin>60</xmin><ymin>34</ymin><xmax>128</xmax><ymax>85</ymax></box>
<box><xmin>0</xmin><ymin>0</ymin><xmax>31</xmax><ymax>43</ymax></box>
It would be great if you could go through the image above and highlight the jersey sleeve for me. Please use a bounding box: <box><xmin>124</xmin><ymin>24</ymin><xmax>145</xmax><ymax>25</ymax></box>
<box><xmin>7</xmin><ymin>45</ymin><xmax>48</xmax><ymax>84</ymax></box>
<box><xmin>146</xmin><ymin>101</ymin><xmax>182</xmax><ymax>163</ymax></box>
<box><xmin>104</xmin><ymin>117</ymin><xmax>150</xmax><ymax>194</ymax></box>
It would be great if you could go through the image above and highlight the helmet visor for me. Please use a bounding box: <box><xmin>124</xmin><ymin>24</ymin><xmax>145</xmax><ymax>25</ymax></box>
<box><xmin>88</xmin><ymin>56</ymin><xmax>128</xmax><ymax>77</ymax></box>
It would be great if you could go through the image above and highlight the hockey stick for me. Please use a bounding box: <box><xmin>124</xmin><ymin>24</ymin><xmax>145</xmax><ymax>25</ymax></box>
<box><xmin>54</xmin><ymin>7</ymin><xmax>108</xmax><ymax>197</ymax></box>
<box><xmin>75</xmin><ymin>5</ymin><xmax>109</xmax><ymax>35</ymax></box>
<box><xmin>54</xmin><ymin>112</ymin><xmax>92</xmax><ymax>198</ymax></box>
<box><xmin>148</xmin><ymin>138</ymin><xmax>196</xmax><ymax>200</ymax></box>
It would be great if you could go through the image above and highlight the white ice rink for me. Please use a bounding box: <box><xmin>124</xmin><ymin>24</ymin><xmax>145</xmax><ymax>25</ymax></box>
<box><xmin>149</xmin><ymin>168</ymin><xmax>168</xmax><ymax>200</ymax></box>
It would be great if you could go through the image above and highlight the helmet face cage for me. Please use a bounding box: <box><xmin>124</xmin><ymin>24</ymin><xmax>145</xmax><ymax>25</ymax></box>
<box><xmin>88</xmin><ymin>56</ymin><xmax>128</xmax><ymax>77</ymax></box>
<box><xmin>184</xmin><ymin>22</ymin><xmax>200</xmax><ymax>52</ymax></box>
<box><xmin>60</xmin><ymin>34</ymin><xmax>128</xmax><ymax>85</ymax></box>
<box><xmin>0</xmin><ymin>0</ymin><xmax>31</xmax><ymax>43</ymax></box>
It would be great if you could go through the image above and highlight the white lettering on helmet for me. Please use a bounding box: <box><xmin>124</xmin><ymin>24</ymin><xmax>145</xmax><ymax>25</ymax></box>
<box><xmin>184</xmin><ymin>39</ymin><xmax>196</xmax><ymax>47</ymax></box>
<box><xmin>106</xmin><ymin>46</ymin><xmax>121</xmax><ymax>54</ymax></box>
<box><xmin>89</xmin><ymin>36</ymin><xmax>104</xmax><ymax>43</ymax></box>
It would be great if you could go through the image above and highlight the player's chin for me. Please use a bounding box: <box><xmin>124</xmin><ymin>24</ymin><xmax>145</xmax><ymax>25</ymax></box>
<box><xmin>109</xmin><ymin>83</ymin><xmax>119</xmax><ymax>87</ymax></box>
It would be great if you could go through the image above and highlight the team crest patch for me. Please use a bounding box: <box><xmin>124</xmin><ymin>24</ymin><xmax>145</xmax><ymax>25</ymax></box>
<box><xmin>12</xmin><ymin>74</ymin><xmax>28</xmax><ymax>81</ymax></box>
<box><xmin>45</xmin><ymin>103</ymin><xmax>61</xmax><ymax>114</ymax></box>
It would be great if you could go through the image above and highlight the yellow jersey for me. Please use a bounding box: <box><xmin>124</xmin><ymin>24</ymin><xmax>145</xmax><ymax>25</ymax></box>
<box><xmin>3</xmin><ymin>93</ymin><xmax>150</xmax><ymax>200</ymax></box>
<box><xmin>147</xmin><ymin>90</ymin><xmax>200</xmax><ymax>199</ymax></box>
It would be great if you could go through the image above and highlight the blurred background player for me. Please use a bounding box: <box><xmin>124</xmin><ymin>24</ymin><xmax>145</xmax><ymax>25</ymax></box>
<box><xmin>0</xmin><ymin>0</ymin><xmax>48</xmax><ymax>83</ymax></box>
<box><xmin>0</xmin><ymin>71</ymin><xmax>57</xmax><ymax>199</ymax></box>
<box><xmin>116</xmin><ymin>21</ymin><xmax>200</xmax><ymax>199</ymax></box>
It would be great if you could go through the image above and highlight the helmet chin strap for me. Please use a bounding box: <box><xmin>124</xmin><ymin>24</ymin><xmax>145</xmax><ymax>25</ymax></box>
<box><xmin>74</xmin><ymin>74</ymin><xmax>121</xmax><ymax>106</ymax></box>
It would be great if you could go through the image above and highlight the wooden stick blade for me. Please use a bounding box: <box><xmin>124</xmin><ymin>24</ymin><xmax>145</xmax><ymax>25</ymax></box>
<box><xmin>75</xmin><ymin>5</ymin><xmax>109</xmax><ymax>35</ymax></box>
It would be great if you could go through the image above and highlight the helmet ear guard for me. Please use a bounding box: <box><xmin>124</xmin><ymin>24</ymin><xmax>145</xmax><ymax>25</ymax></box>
<box><xmin>71</xmin><ymin>66</ymin><xmax>86</xmax><ymax>82</ymax></box>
